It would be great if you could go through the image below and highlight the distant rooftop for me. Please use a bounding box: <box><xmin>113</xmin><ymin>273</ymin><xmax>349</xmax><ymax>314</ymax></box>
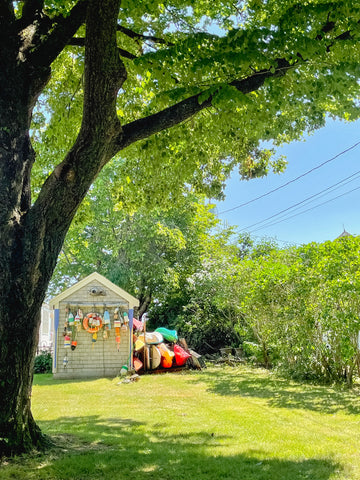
<box><xmin>336</xmin><ymin>229</ymin><xmax>353</xmax><ymax>239</ymax></box>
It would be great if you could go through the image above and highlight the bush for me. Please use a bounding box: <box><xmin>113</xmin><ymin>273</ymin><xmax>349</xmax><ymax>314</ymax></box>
<box><xmin>34</xmin><ymin>352</ymin><xmax>52</xmax><ymax>374</ymax></box>
<box><xmin>242</xmin><ymin>342</ymin><xmax>264</xmax><ymax>363</ymax></box>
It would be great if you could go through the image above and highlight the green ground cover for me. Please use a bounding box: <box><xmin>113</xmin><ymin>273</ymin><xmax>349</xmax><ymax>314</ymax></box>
<box><xmin>1</xmin><ymin>366</ymin><xmax>360</xmax><ymax>479</ymax></box>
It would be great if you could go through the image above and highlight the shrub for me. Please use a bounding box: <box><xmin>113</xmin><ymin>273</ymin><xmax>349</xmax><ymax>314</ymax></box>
<box><xmin>34</xmin><ymin>352</ymin><xmax>52</xmax><ymax>374</ymax></box>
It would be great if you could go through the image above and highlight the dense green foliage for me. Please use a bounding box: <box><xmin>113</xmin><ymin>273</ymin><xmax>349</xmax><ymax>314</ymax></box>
<box><xmin>33</xmin><ymin>0</ymin><xmax>360</xmax><ymax>209</ymax></box>
<box><xmin>50</xmin><ymin>187</ymin><xmax>232</xmax><ymax>317</ymax></box>
<box><xmin>177</xmin><ymin>235</ymin><xmax>360</xmax><ymax>385</ymax></box>
<box><xmin>34</xmin><ymin>353</ymin><xmax>53</xmax><ymax>374</ymax></box>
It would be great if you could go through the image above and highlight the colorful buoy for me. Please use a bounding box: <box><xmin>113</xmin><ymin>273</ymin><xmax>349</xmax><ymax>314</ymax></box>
<box><xmin>68</xmin><ymin>312</ymin><xmax>75</xmax><ymax>326</ymax></box>
<box><xmin>104</xmin><ymin>310</ymin><xmax>111</xmax><ymax>329</ymax></box>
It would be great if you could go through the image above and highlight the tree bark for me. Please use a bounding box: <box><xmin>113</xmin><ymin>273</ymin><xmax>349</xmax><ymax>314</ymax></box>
<box><xmin>0</xmin><ymin>68</ymin><xmax>51</xmax><ymax>456</ymax></box>
<box><xmin>0</xmin><ymin>0</ymin><xmax>122</xmax><ymax>456</ymax></box>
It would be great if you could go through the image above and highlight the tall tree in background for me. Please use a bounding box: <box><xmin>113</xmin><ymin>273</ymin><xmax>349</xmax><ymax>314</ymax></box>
<box><xmin>1</xmin><ymin>0</ymin><xmax>360</xmax><ymax>455</ymax></box>
<box><xmin>50</xmin><ymin>177</ymin><xmax>224</xmax><ymax>319</ymax></box>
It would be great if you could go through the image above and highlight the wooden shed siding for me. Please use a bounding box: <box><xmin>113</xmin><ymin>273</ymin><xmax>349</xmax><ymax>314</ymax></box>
<box><xmin>57</xmin><ymin>279</ymin><xmax>130</xmax><ymax>308</ymax></box>
<box><xmin>53</xmin><ymin>278</ymin><xmax>133</xmax><ymax>379</ymax></box>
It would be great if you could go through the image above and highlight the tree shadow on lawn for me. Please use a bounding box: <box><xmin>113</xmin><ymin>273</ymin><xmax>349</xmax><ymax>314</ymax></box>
<box><xmin>1</xmin><ymin>415</ymin><xmax>341</xmax><ymax>480</ymax></box>
<box><xmin>192</xmin><ymin>367</ymin><xmax>360</xmax><ymax>415</ymax></box>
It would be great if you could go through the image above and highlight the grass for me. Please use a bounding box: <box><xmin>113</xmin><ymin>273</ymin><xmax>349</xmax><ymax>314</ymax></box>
<box><xmin>1</xmin><ymin>365</ymin><xmax>360</xmax><ymax>479</ymax></box>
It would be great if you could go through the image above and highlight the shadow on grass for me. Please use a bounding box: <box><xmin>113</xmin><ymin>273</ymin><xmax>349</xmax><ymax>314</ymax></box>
<box><xmin>192</xmin><ymin>367</ymin><xmax>360</xmax><ymax>415</ymax></box>
<box><xmin>1</xmin><ymin>415</ymin><xmax>341</xmax><ymax>480</ymax></box>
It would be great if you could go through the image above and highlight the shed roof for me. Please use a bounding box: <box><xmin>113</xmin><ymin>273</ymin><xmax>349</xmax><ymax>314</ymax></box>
<box><xmin>49</xmin><ymin>272</ymin><xmax>139</xmax><ymax>309</ymax></box>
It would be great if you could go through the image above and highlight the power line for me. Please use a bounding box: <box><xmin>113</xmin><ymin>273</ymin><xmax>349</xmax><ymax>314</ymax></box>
<box><xmin>246</xmin><ymin>184</ymin><xmax>360</xmax><ymax>234</ymax></box>
<box><xmin>247</xmin><ymin>234</ymin><xmax>300</xmax><ymax>246</ymax></box>
<box><xmin>225</xmin><ymin>228</ymin><xmax>301</xmax><ymax>247</ymax></box>
<box><xmin>240</xmin><ymin>169</ymin><xmax>360</xmax><ymax>232</ymax></box>
<box><xmin>217</xmin><ymin>140</ymin><xmax>360</xmax><ymax>215</ymax></box>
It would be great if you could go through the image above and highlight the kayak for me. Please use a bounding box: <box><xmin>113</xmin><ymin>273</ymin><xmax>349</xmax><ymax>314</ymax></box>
<box><xmin>132</xmin><ymin>318</ymin><xmax>144</xmax><ymax>331</ymax></box>
<box><xmin>133</xmin><ymin>357</ymin><xmax>143</xmax><ymax>372</ymax></box>
<box><xmin>150</xmin><ymin>345</ymin><xmax>161</xmax><ymax>369</ymax></box>
<box><xmin>134</xmin><ymin>331</ymin><xmax>163</xmax><ymax>350</ymax></box>
<box><xmin>139</xmin><ymin>331</ymin><xmax>164</xmax><ymax>345</ymax></box>
<box><xmin>173</xmin><ymin>344</ymin><xmax>191</xmax><ymax>366</ymax></box>
<box><xmin>155</xmin><ymin>327</ymin><xmax>178</xmax><ymax>342</ymax></box>
<box><xmin>158</xmin><ymin>343</ymin><xmax>174</xmax><ymax>368</ymax></box>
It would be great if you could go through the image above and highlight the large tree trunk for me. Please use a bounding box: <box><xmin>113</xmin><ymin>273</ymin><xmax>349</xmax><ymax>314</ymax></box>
<box><xmin>0</xmin><ymin>32</ymin><xmax>52</xmax><ymax>451</ymax></box>
<box><xmin>0</xmin><ymin>0</ymin><xmax>123</xmax><ymax>456</ymax></box>
<box><xmin>0</xmin><ymin>112</ymin><xmax>49</xmax><ymax>455</ymax></box>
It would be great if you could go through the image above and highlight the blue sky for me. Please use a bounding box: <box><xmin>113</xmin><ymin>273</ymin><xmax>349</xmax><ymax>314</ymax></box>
<box><xmin>214</xmin><ymin>118</ymin><xmax>360</xmax><ymax>246</ymax></box>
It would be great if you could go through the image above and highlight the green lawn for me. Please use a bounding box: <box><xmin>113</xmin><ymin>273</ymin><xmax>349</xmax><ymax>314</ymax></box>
<box><xmin>1</xmin><ymin>365</ymin><xmax>360</xmax><ymax>479</ymax></box>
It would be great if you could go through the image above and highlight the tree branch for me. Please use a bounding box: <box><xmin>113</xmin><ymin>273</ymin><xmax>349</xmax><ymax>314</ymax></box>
<box><xmin>29</xmin><ymin>0</ymin><xmax>87</xmax><ymax>68</ymax></box>
<box><xmin>0</xmin><ymin>0</ymin><xmax>15</xmax><ymax>29</ymax></box>
<box><xmin>117</xmin><ymin>60</ymin><xmax>290</xmax><ymax>152</ymax></box>
<box><xmin>117</xmin><ymin>24</ymin><xmax>174</xmax><ymax>46</ymax></box>
<box><xmin>68</xmin><ymin>37</ymin><xmax>136</xmax><ymax>59</ymax></box>
<box><xmin>21</xmin><ymin>0</ymin><xmax>44</xmax><ymax>23</ymax></box>
<box><xmin>27</xmin><ymin>0</ymin><xmax>125</xmax><ymax>293</ymax></box>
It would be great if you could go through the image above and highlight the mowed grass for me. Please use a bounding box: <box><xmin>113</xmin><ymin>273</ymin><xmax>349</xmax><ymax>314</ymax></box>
<box><xmin>2</xmin><ymin>365</ymin><xmax>360</xmax><ymax>480</ymax></box>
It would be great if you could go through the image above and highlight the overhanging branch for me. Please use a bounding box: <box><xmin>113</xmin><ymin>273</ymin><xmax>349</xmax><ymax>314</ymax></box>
<box><xmin>117</xmin><ymin>60</ymin><xmax>290</xmax><ymax>152</ymax></box>
<box><xmin>117</xmin><ymin>24</ymin><xmax>174</xmax><ymax>46</ymax></box>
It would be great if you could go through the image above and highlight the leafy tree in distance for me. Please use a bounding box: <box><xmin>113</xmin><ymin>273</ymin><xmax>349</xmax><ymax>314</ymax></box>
<box><xmin>1</xmin><ymin>0</ymin><xmax>360</xmax><ymax>454</ymax></box>
<box><xmin>229</xmin><ymin>236</ymin><xmax>360</xmax><ymax>382</ymax></box>
<box><xmin>51</xmin><ymin>180</ymin><xmax>224</xmax><ymax>320</ymax></box>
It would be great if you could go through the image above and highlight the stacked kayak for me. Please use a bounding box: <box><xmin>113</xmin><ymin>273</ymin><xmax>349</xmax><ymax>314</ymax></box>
<box><xmin>133</xmin><ymin>325</ymin><xmax>192</xmax><ymax>372</ymax></box>
<box><xmin>158</xmin><ymin>343</ymin><xmax>175</xmax><ymax>368</ymax></box>
<box><xmin>134</xmin><ymin>332</ymin><xmax>163</xmax><ymax>351</ymax></box>
<box><xmin>173</xmin><ymin>344</ymin><xmax>191</xmax><ymax>366</ymax></box>
<box><xmin>155</xmin><ymin>327</ymin><xmax>178</xmax><ymax>343</ymax></box>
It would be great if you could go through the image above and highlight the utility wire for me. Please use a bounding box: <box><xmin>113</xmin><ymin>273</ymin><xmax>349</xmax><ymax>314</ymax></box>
<box><xmin>240</xmin><ymin>169</ymin><xmax>360</xmax><ymax>232</ymax></box>
<box><xmin>217</xmin><ymin>140</ymin><xmax>360</xmax><ymax>215</ymax></box>
<box><xmin>246</xmin><ymin>184</ymin><xmax>360</xmax><ymax>234</ymax></box>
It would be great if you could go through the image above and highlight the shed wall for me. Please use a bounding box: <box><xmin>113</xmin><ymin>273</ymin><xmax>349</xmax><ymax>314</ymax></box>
<box><xmin>53</xmin><ymin>279</ymin><xmax>132</xmax><ymax>379</ymax></box>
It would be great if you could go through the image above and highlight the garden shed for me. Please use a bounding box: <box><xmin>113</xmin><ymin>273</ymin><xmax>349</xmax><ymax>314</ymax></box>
<box><xmin>50</xmin><ymin>272</ymin><xmax>139</xmax><ymax>379</ymax></box>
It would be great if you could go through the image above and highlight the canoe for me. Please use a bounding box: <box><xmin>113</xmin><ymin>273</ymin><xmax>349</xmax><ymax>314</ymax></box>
<box><xmin>144</xmin><ymin>346</ymin><xmax>150</xmax><ymax>370</ymax></box>
<box><xmin>150</xmin><ymin>345</ymin><xmax>161</xmax><ymax>370</ymax></box>
<box><xmin>134</xmin><ymin>337</ymin><xmax>145</xmax><ymax>351</ymax></box>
